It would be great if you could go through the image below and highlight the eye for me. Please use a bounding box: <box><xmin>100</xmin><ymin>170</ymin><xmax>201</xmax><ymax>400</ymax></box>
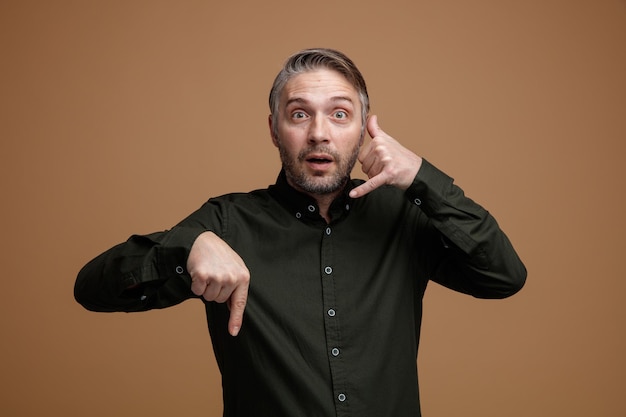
<box><xmin>334</xmin><ymin>110</ymin><xmax>348</xmax><ymax>119</ymax></box>
<box><xmin>292</xmin><ymin>111</ymin><xmax>307</xmax><ymax>119</ymax></box>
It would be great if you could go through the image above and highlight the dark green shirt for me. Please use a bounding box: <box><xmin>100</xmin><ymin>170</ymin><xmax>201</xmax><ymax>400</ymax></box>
<box><xmin>75</xmin><ymin>159</ymin><xmax>526</xmax><ymax>417</ymax></box>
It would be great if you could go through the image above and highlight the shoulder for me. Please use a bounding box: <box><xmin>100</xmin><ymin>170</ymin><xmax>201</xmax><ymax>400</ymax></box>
<box><xmin>199</xmin><ymin>188</ymin><xmax>276</xmax><ymax>215</ymax></box>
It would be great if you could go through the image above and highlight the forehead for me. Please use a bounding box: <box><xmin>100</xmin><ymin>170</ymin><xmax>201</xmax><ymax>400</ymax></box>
<box><xmin>281</xmin><ymin>69</ymin><xmax>359</xmax><ymax>106</ymax></box>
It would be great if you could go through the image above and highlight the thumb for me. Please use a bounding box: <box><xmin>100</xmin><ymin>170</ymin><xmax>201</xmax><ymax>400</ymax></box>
<box><xmin>367</xmin><ymin>114</ymin><xmax>382</xmax><ymax>139</ymax></box>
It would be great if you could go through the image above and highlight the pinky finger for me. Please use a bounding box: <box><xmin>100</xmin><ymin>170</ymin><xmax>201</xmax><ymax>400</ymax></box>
<box><xmin>349</xmin><ymin>174</ymin><xmax>384</xmax><ymax>199</ymax></box>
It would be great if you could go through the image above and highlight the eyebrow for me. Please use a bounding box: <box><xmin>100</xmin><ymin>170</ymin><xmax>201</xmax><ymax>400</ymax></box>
<box><xmin>285</xmin><ymin>96</ymin><xmax>355</xmax><ymax>108</ymax></box>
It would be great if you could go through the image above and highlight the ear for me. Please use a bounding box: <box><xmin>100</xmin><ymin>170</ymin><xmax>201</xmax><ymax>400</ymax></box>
<box><xmin>268</xmin><ymin>114</ymin><xmax>279</xmax><ymax>147</ymax></box>
<box><xmin>359</xmin><ymin>114</ymin><xmax>370</xmax><ymax>146</ymax></box>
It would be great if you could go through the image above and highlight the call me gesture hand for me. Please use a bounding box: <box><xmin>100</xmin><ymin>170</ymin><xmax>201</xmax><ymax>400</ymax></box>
<box><xmin>349</xmin><ymin>115</ymin><xmax>423</xmax><ymax>199</ymax></box>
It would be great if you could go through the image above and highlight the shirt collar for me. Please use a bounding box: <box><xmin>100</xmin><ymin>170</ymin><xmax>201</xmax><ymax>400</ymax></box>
<box><xmin>268</xmin><ymin>170</ymin><xmax>356</xmax><ymax>224</ymax></box>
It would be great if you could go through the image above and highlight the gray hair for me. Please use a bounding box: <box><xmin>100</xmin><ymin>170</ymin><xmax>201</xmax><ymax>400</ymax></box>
<box><xmin>269</xmin><ymin>48</ymin><xmax>370</xmax><ymax>139</ymax></box>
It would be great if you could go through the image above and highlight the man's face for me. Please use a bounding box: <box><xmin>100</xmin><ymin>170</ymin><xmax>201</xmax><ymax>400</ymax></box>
<box><xmin>270</xmin><ymin>69</ymin><xmax>364</xmax><ymax>196</ymax></box>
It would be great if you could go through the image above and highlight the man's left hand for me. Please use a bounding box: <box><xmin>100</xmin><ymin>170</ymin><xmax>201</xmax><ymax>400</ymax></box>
<box><xmin>349</xmin><ymin>115</ymin><xmax>422</xmax><ymax>198</ymax></box>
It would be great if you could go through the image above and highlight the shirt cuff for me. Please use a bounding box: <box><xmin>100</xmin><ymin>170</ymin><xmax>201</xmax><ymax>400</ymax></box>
<box><xmin>119</xmin><ymin>226</ymin><xmax>207</xmax><ymax>289</ymax></box>
<box><xmin>403</xmin><ymin>158</ymin><xmax>454</xmax><ymax>216</ymax></box>
<box><xmin>156</xmin><ymin>226</ymin><xmax>207</xmax><ymax>280</ymax></box>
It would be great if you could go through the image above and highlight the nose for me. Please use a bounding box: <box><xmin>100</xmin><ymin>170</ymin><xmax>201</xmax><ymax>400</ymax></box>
<box><xmin>307</xmin><ymin>116</ymin><xmax>329</xmax><ymax>144</ymax></box>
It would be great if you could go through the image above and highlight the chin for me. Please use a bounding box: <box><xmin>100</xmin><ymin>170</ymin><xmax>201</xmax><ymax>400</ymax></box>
<box><xmin>300</xmin><ymin>175</ymin><xmax>347</xmax><ymax>195</ymax></box>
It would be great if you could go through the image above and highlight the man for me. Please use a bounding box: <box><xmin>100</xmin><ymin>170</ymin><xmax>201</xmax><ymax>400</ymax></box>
<box><xmin>75</xmin><ymin>48</ymin><xmax>526</xmax><ymax>417</ymax></box>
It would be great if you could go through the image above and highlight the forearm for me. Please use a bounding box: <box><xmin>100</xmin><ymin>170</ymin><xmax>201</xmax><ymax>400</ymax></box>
<box><xmin>74</xmin><ymin>226</ymin><xmax>205</xmax><ymax>312</ymax></box>
<box><xmin>408</xmin><ymin>159</ymin><xmax>527</xmax><ymax>298</ymax></box>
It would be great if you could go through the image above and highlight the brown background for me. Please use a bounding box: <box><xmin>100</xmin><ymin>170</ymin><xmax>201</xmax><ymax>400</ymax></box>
<box><xmin>1</xmin><ymin>1</ymin><xmax>625</xmax><ymax>416</ymax></box>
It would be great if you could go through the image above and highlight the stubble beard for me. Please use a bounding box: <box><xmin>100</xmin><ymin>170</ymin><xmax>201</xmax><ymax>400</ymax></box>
<box><xmin>278</xmin><ymin>141</ymin><xmax>361</xmax><ymax>196</ymax></box>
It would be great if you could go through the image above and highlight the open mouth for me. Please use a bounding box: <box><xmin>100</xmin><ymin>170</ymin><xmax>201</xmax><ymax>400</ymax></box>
<box><xmin>305</xmin><ymin>155</ymin><xmax>334</xmax><ymax>171</ymax></box>
<box><xmin>304</xmin><ymin>152</ymin><xmax>334</xmax><ymax>164</ymax></box>
<box><xmin>307</xmin><ymin>157</ymin><xmax>332</xmax><ymax>164</ymax></box>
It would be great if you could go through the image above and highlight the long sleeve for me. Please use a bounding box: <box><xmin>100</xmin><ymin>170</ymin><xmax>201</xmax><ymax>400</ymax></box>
<box><xmin>406</xmin><ymin>159</ymin><xmax>527</xmax><ymax>298</ymax></box>
<box><xmin>74</xmin><ymin>226</ymin><xmax>206</xmax><ymax>312</ymax></box>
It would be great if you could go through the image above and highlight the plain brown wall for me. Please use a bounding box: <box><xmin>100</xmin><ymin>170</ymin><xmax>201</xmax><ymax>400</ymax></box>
<box><xmin>1</xmin><ymin>1</ymin><xmax>625</xmax><ymax>416</ymax></box>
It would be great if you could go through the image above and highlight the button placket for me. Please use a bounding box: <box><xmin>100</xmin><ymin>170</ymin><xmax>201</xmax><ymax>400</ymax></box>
<box><xmin>319</xmin><ymin>224</ymin><xmax>348</xmax><ymax>414</ymax></box>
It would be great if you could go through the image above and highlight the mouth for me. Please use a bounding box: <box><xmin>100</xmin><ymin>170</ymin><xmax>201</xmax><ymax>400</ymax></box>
<box><xmin>304</xmin><ymin>153</ymin><xmax>334</xmax><ymax>163</ymax></box>
<box><xmin>304</xmin><ymin>153</ymin><xmax>334</xmax><ymax>170</ymax></box>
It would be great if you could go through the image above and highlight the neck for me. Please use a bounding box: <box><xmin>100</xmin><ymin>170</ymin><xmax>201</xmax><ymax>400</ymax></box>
<box><xmin>284</xmin><ymin>175</ymin><xmax>345</xmax><ymax>223</ymax></box>
<box><xmin>311</xmin><ymin>192</ymin><xmax>341</xmax><ymax>223</ymax></box>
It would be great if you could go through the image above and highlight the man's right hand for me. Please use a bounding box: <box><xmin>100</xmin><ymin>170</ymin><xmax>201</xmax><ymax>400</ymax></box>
<box><xmin>187</xmin><ymin>231</ymin><xmax>250</xmax><ymax>337</ymax></box>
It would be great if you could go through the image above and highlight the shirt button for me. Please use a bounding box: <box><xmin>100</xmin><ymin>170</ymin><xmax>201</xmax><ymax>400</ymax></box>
<box><xmin>338</xmin><ymin>393</ymin><xmax>346</xmax><ymax>402</ymax></box>
<box><xmin>307</xmin><ymin>205</ymin><xmax>316</xmax><ymax>212</ymax></box>
<box><xmin>345</xmin><ymin>204</ymin><xmax>350</xmax><ymax>211</ymax></box>
<box><xmin>325</xmin><ymin>227</ymin><xmax>332</xmax><ymax>236</ymax></box>
<box><xmin>175</xmin><ymin>266</ymin><xmax>184</xmax><ymax>274</ymax></box>
<box><xmin>140</xmin><ymin>295</ymin><xmax>147</xmax><ymax>301</ymax></box>
<box><xmin>331</xmin><ymin>347</ymin><xmax>340</xmax><ymax>356</ymax></box>
<box><xmin>327</xmin><ymin>309</ymin><xmax>336</xmax><ymax>317</ymax></box>
<box><xmin>414</xmin><ymin>198</ymin><xmax>422</xmax><ymax>206</ymax></box>
<box><xmin>324</xmin><ymin>266</ymin><xmax>333</xmax><ymax>275</ymax></box>
<box><xmin>295</xmin><ymin>212</ymin><xmax>302</xmax><ymax>219</ymax></box>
